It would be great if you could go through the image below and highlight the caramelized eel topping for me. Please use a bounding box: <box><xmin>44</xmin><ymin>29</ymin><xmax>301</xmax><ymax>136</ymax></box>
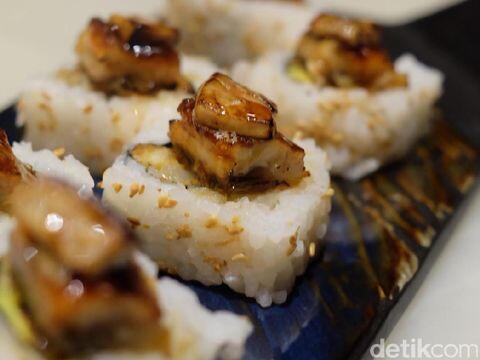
<box><xmin>167</xmin><ymin>73</ymin><xmax>306</xmax><ymax>193</ymax></box>
<box><xmin>6</xmin><ymin>180</ymin><xmax>163</xmax><ymax>357</ymax></box>
<box><xmin>290</xmin><ymin>14</ymin><xmax>407</xmax><ymax>90</ymax></box>
<box><xmin>195</xmin><ymin>73</ymin><xmax>277</xmax><ymax>139</ymax></box>
<box><xmin>0</xmin><ymin>130</ymin><xmax>34</xmax><ymax>212</ymax></box>
<box><xmin>76</xmin><ymin>14</ymin><xmax>191</xmax><ymax>95</ymax></box>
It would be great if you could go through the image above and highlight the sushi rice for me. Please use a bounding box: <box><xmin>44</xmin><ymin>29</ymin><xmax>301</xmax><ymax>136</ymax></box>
<box><xmin>103</xmin><ymin>139</ymin><xmax>332</xmax><ymax>307</ymax></box>
<box><xmin>17</xmin><ymin>56</ymin><xmax>220</xmax><ymax>174</ymax></box>
<box><xmin>233</xmin><ymin>53</ymin><xmax>444</xmax><ymax>179</ymax></box>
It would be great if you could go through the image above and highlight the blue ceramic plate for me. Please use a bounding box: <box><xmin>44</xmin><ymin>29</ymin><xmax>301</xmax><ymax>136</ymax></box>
<box><xmin>1</xmin><ymin>1</ymin><xmax>479</xmax><ymax>358</ymax></box>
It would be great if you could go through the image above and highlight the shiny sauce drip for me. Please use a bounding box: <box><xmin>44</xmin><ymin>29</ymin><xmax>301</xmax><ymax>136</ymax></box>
<box><xmin>124</xmin><ymin>23</ymin><xmax>176</xmax><ymax>58</ymax></box>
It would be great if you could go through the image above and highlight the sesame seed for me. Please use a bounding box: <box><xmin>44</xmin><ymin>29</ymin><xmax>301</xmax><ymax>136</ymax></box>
<box><xmin>204</xmin><ymin>216</ymin><xmax>218</xmax><ymax>228</ymax></box>
<box><xmin>176</xmin><ymin>224</ymin><xmax>192</xmax><ymax>238</ymax></box>
<box><xmin>112</xmin><ymin>183</ymin><xmax>123</xmax><ymax>193</ymax></box>
<box><xmin>129</xmin><ymin>183</ymin><xmax>140</xmax><ymax>198</ymax></box>
<box><xmin>157</xmin><ymin>195</ymin><xmax>177</xmax><ymax>208</ymax></box>
<box><xmin>83</xmin><ymin>104</ymin><xmax>93</xmax><ymax>114</ymax></box>
<box><xmin>226</xmin><ymin>217</ymin><xmax>243</xmax><ymax>235</ymax></box>
<box><xmin>127</xmin><ymin>217</ymin><xmax>141</xmax><ymax>229</ymax></box>
<box><xmin>231</xmin><ymin>253</ymin><xmax>247</xmax><ymax>261</ymax></box>
<box><xmin>226</xmin><ymin>224</ymin><xmax>244</xmax><ymax>235</ymax></box>
<box><xmin>53</xmin><ymin>147</ymin><xmax>65</xmax><ymax>158</ymax></box>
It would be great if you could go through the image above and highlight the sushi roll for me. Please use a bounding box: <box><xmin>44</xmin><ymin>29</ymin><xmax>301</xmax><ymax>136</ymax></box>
<box><xmin>0</xmin><ymin>129</ymin><xmax>94</xmax><ymax>212</ymax></box>
<box><xmin>165</xmin><ymin>0</ymin><xmax>318</xmax><ymax>66</ymax></box>
<box><xmin>103</xmin><ymin>74</ymin><xmax>332</xmax><ymax>307</ymax></box>
<box><xmin>0</xmin><ymin>179</ymin><xmax>252</xmax><ymax>359</ymax></box>
<box><xmin>232</xmin><ymin>14</ymin><xmax>444</xmax><ymax>179</ymax></box>
<box><xmin>17</xmin><ymin>14</ymin><xmax>219</xmax><ymax>174</ymax></box>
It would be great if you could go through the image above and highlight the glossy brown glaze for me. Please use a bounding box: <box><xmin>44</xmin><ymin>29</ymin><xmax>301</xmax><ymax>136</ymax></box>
<box><xmin>8</xmin><ymin>180</ymin><xmax>164</xmax><ymax>357</ymax></box>
<box><xmin>292</xmin><ymin>14</ymin><xmax>407</xmax><ymax>90</ymax></box>
<box><xmin>170</xmin><ymin>117</ymin><xmax>305</xmax><ymax>192</ymax></box>
<box><xmin>195</xmin><ymin>73</ymin><xmax>277</xmax><ymax>139</ymax></box>
<box><xmin>76</xmin><ymin>15</ymin><xmax>191</xmax><ymax>95</ymax></box>
<box><xmin>10</xmin><ymin>180</ymin><xmax>134</xmax><ymax>276</ymax></box>
<box><xmin>329</xmin><ymin>118</ymin><xmax>478</xmax><ymax>303</ymax></box>
<box><xmin>169</xmin><ymin>74</ymin><xmax>306</xmax><ymax>192</ymax></box>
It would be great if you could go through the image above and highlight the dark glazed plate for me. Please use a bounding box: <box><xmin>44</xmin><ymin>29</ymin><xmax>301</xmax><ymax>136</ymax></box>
<box><xmin>1</xmin><ymin>1</ymin><xmax>480</xmax><ymax>359</ymax></box>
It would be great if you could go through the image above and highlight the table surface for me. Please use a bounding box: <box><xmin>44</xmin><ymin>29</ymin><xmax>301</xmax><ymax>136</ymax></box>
<box><xmin>1</xmin><ymin>0</ymin><xmax>477</xmax><ymax>354</ymax></box>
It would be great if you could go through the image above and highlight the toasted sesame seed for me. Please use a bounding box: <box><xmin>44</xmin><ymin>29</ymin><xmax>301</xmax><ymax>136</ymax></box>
<box><xmin>157</xmin><ymin>195</ymin><xmax>177</xmax><ymax>208</ymax></box>
<box><xmin>325</xmin><ymin>188</ymin><xmax>335</xmax><ymax>197</ymax></box>
<box><xmin>112</xmin><ymin>183</ymin><xmax>122</xmax><ymax>193</ymax></box>
<box><xmin>224</xmin><ymin>216</ymin><xmax>243</xmax><ymax>235</ymax></box>
<box><xmin>231</xmin><ymin>253</ymin><xmax>247</xmax><ymax>261</ymax></box>
<box><xmin>203</xmin><ymin>256</ymin><xmax>226</xmax><ymax>273</ymax></box>
<box><xmin>83</xmin><ymin>104</ymin><xmax>93</xmax><ymax>114</ymax></box>
<box><xmin>97</xmin><ymin>181</ymin><xmax>104</xmax><ymax>189</ymax></box>
<box><xmin>127</xmin><ymin>217</ymin><xmax>141</xmax><ymax>229</ymax></box>
<box><xmin>176</xmin><ymin>224</ymin><xmax>192</xmax><ymax>238</ymax></box>
<box><xmin>308</xmin><ymin>242</ymin><xmax>316</xmax><ymax>257</ymax></box>
<box><xmin>204</xmin><ymin>216</ymin><xmax>218</xmax><ymax>228</ymax></box>
<box><xmin>53</xmin><ymin>147</ymin><xmax>65</xmax><ymax>158</ymax></box>
<box><xmin>226</xmin><ymin>224</ymin><xmax>244</xmax><ymax>235</ymax></box>
<box><xmin>129</xmin><ymin>183</ymin><xmax>140</xmax><ymax>198</ymax></box>
<box><xmin>215</xmin><ymin>237</ymin><xmax>238</xmax><ymax>246</ymax></box>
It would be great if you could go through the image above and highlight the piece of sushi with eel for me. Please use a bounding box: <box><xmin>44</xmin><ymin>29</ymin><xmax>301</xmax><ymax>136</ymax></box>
<box><xmin>165</xmin><ymin>0</ymin><xmax>319</xmax><ymax>66</ymax></box>
<box><xmin>0</xmin><ymin>176</ymin><xmax>252</xmax><ymax>359</ymax></box>
<box><xmin>103</xmin><ymin>73</ymin><xmax>332</xmax><ymax>307</ymax></box>
<box><xmin>17</xmin><ymin>14</ymin><xmax>220</xmax><ymax>174</ymax></box>
<box><xmin>232</xmin><ymin>13</ymin><xmax>444</xmax><ymax>179</ymax></box>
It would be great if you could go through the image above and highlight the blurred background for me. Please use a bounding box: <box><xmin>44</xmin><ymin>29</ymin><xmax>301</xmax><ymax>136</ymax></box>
<box><xmin>0</xmin><ymin>0</ymin><xmax>477</xmax><ymax>352</ymax></box>
<box><xmin>0</xmin><ymin>0</ymin><xmax>462</xmax><ymax>107</ymax></box>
